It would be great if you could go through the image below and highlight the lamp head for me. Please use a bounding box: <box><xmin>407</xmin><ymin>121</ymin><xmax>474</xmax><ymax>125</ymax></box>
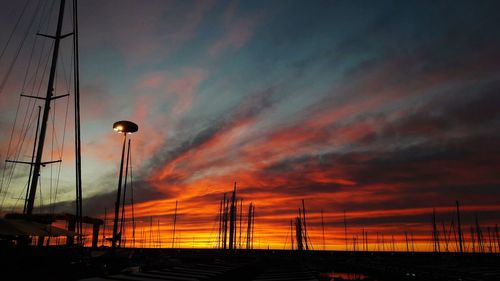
<box><xmin>113</xmin><ymin>120</ymin><xmax>138</xmax><ymax>134</ymax></box>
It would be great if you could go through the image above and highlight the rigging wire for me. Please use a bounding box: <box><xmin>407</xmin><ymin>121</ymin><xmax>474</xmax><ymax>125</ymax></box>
<box><xmin>52</xmin><ymin>96</ymin><xmax>70</xmax><ymax>214</ymax></box>
<box><xmin>7</xmin><ymin>7</ymin><xmax>55</xmax><ymax>200</ymax></box>
<box><xmin>0</xmin><ymin>1</ymin><xmax>53</xmax><ymax>210</ymax></box>
<box><xmin>24</xmin><ymin>105</ymin><xmax>41</xmax><ymax>212</ymax></box>
<box><xmin>51</xmin><ymin>26</ymin><xmax>75</xmax><ymax>213</ymax></box>
<box><xmin>20</xmin><ymin>2</ymin><xmax>46</xmax><ymax>92</ymax></box>
<box><xmin>0</xmin><ymin>0</ymin><xmax>43</xmax><ymax>95</ymax></box>
<box><xmin>0</xmin><ymin>100</ymin><xmax>38</xmax><ymax>210</ymax></box>
<box><xmin>0</xmin><ymin>0</ymin><xmax>72</xmax><ymax>214</ymax></box>
<box><xmin>49</xmin><ymin>76</ymin><xmax>56</xmax><ymax>211</ymax></box>
<box><xmin>10</xmin><ymin>177</ymin><xmax>29</xmax><ymax>213</ymax></box>
<box><xmin>0</xmin><ymin>0</ymin><xmax>46</xmax><ymax>210</ymax></box>
<box><xmin>0</xmin><ymin>0</ymin><xmax>31</xmax><ymax>64</ymax></box>
<box><xmin>38</xmin><ymin>173</ymin><xmax>42</xmax><ymax>212</ymax></box>
<box><xmin>0</xmin><ymin>97</ymin><xmax>23</xmax><ymax>205</ymax></box>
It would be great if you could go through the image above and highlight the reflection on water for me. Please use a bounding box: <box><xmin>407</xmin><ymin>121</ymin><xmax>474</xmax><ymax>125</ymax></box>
<box><xmin>319</xmin><ymin>271</ymin><xmax>372</xmax><ymax>281</ymax></box>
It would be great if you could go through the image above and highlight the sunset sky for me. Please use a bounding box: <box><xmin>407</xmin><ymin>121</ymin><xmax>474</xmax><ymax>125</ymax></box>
<box><xmin>0</xmin><ymin>0</ymin><xmax>499</xmax><ymax>250</ymax></box>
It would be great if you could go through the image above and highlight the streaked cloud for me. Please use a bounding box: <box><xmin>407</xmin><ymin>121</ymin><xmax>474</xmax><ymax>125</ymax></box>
<box><xmin>0</xmin><ymin>0</ymin><xmax>499</xmax><ymax>250</ymax></box>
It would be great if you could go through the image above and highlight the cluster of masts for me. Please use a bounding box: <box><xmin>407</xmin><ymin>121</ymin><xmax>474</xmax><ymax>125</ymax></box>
<box><xmin>430</xmin><ymin>201</ymin><xmax>500</xmax><ymax>254</ymax></box>
<box><xmin>327</xmin><ymin>200</ymin><xmax>500</xmax><ymax>253</ymax></box>
<box><xmin>217</xmin><ymin>182</ymin><xmax>255</xmax><ymax>250</ymax></box>
<box><xmin>290</xmin><ymin>199</ymin><xmax>312</xmax><ymax>250</ymax></box>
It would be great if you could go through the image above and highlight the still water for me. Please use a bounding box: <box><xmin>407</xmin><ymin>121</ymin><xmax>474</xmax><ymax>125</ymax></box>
<box><xmin>319</xmin><ymin>271</ymin><xmax>374</xmax><ymax>281</ymax></box>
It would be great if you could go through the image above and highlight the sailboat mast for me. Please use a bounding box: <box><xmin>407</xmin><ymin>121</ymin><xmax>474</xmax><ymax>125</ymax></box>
<box><xmin>496</xmin><ymin>224</ymin><xmax>500</xmax><ymax>254</ymax></box>
<box><xmin>73</xmin><ymin>0</ymin><xmax>83</xmax><ymax>245</ymax></box>
<box><xmin>442</xmin><ymin>221</ymin><xmax>449</xmax><ymax>252</ymax></box>
<box><xmin>456</xmin><ymin>201</ymin><xmax>464</xmax><ymax>253</ymax></box>
<box><xmin>217</xmin><ymin>198</ymin><xmax>222</xmax><ymax>248</ymax></box>
<box><xmin>246</xmin><ymin>203</ymin><xmax>252</xmax><ymax>249</ymax></box>
<box><xmin>432</xmin><ymin>208</ymin><xmax>440</xmax><ymax>252</ymax></box>
<box><xmin>239</xmin><ymin>198</ymin><xmax>242</xmax><ymax>249</ymax></box>
<box><xmin>229</xmin><ymin>182</ymin><xmax>236</xmax><ymax>249</ymax></box>
<box><xmin>102</xmin><ymin>208</ymin><xmax>107</xmax><ymax>246</ymax></box>
<box><xmin>405</xmin><ymin>231</ymin><xmax>409</xmax><ymax>252</ymax></box>
<box><xmin>172</xmin><ymin>200</ymin><xmax>178</xmax><ymax>248</ymax></box>
<box><xmin>26</xmin><ymin>0</ymin><xmax>67</xmax><ymax>215</ymax></box>
<box><xmin>321</xmin><ymin>209</ymin><xmax>325</xmax><ymax>250</ymax></box>
<box><xmin>301</xmin><ymin>199</ymin><xmax>309</xmax><ymax>250</ymax></box>
<box><xmin>344</xmin><ymin>210</ymin><xmax>348</xmax><ymax>251</ymax></box>
<box><xmin>223</xmin><ymin>193</ymin><xmax>227</xmax><ymax>249</ymax></box>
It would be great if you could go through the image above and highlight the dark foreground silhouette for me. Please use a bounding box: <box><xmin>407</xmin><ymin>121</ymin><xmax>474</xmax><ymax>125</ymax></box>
<box><xmin>1</xmin><ymin>246</ymin><xmax>499</xmax><ymax>281</ymax></box>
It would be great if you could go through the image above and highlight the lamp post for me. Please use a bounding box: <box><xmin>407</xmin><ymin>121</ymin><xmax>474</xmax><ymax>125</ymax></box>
<box><xmin>111</xmin><ymin>120</ymin><xmax>138</xmax><ymax>250</ymax></box>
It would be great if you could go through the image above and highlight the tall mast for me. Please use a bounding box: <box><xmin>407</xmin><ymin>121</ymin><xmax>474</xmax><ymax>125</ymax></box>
<box><xmin>217</xmin><ymin>198</ymin><xmax>222</xmax><ymax>249</ymax></box>
<box><xmin>26</xmin><ymin>0</ymin><xmax>69</xmax><ymax>215</ymax></box>
<box><xmin>321</xmin><ymin>209</ymin><xmax>325</xmax><ymax>250</ymax></box>
<box><xmin>432</xmin><ymin>208</ymin><xmax>440</xmax><ymax>252</ymax></box>
<box><xmin>362</xmin><ymin>229</ymin><xmax>365</xmax><ymax>251</ymax></box>
<box><xmin>246</xmin><ymin>203</ymin><xmax>252</xmax><ymax>249</ymax></box>
<box><xmin>343</xmin><ymin>210</ymin><xmax>348</xmax><ymax>251</ymax></box>
<box><xmin>496</xmin><ymin>224</ymin><xmax>500</xmax><ymax>254</ymax></box>
<box><xmin>157</xmin><ymin>219</ymin><xmax>161</xmax><ymax>248</ymax></box>
<box><xmin>172</xmin><ymin>200</ymin><xmax>178</xmax><ymax>248</ymax></box>
<box><xmin>239</xmin><ymin>198</ymin><xmax>242</xmax><ymax>249</ymax></box>
<box><xmin>405</xmin><ymin>231</ymin><xmax>409</xmax><ymax>252</ymax></box>
<box><xmin>296</xmin><ymin>209</ymin><xmax>303</xmax><ymax>250</ymax></box>
<box><xmin>470</xmin><ymin>226</ymin><xmax>476</xmax><ymax>253</ymax></box>
<box><xmin>411</xmin><ymin>232</ymin><xmax>415</xmax><ymax>252</ymax></box>
<box><xmin>487</xmin><ymin>227</ymin><xmax>493</xmax><ymax>253</ymax></box>
<box><xmin>251</xmin><ymin>204</ymin><xmax>255</xmax><ymax>249</ymax></box>
<box><xmin>456</xmin><ymin>201</ymin><xmax>464</xmax><ymax>253</ymax></box>
<box><xmin>102</xmin><ymin>208</ymin><xmax>107</xmax><ymax>246</ymax></box>
<box><xmin>365</xmin><ymin>231</ymin><xmax>369</xmax><ymax>249</ymax></box>
<box><xmin>475</xmin><ymin>214</ymin><xmax>483</xmax><ymax>253</ymax></box>
<box><xmin>301</xmin><ymin>199</ymin><xmax>309</xmax><ymax>250</ymax></box>
<box><xmin>149</xmin><ymin>216</ymin><xmax>153</xmax><ymax>248</ymax></box>
<box><xmin>223</xmin><ymin>193</ymin><xmax>227</xmax><ymax>249</ymax></box>
<box><xmin>229</xmin><ymin>182</ymin><xmax>236</xmax><ymax>249</ymax></box>
<box><xmin>73</xmin><ymin>0</ymin><xmax>83</xmax><ymax>245</ymax></box>
<box><xmin>442</xmin><ymin>221</ymin><xmax>449</xmax><ymax>252</ymax></box>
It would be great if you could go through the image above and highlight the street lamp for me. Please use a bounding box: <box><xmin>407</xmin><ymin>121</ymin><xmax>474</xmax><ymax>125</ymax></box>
<box><xmin>111</xmin><ymin>120</ymin><xmax>138</xmax><ymax>250</ymax></box>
